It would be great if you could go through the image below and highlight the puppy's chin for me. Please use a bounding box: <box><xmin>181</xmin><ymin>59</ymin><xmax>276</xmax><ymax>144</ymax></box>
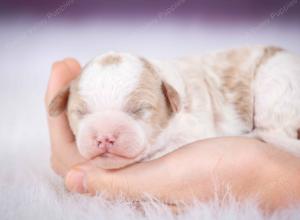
<box><xmin>90</xmin><ymin>154</ymin><xmax>140</xmax><ymax>170</ymax></box>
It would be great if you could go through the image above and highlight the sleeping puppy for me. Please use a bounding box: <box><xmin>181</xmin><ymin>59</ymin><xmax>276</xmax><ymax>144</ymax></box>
<box><xmin>48</xmin><ymin>46</ymin><xmax>300</xmax><ymax>169</ymax></box>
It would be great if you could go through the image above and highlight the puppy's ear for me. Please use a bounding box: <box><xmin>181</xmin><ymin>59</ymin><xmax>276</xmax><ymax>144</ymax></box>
<box><xmin>161</xmin><ymin>81</ymin><xmax>180</xmax><ymax>113</ymax></box>
<box><xmin>48</xmin><ymin>85</ymin><xmax>70</xmax><ymax>117</ymax></box>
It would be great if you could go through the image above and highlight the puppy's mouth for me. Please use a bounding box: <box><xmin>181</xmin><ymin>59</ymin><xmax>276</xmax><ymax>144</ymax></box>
<box><xmin>90</xmin><ymin>148</ymin><xmax>147</xmax><ymax>170</ymax></box>
<box><xmin>99</xmin><ymin>144</ymin><xmax>147</xmax><ymax>159</ymax></box>
<box><xmin>91</xmin><ymin>154</ymin><xmax>136</xmax><ymax>169</ymax></box>
<box><xmin>99</xmin><ymin>152</ymin><xmax>130</xmax><ymax>159</ymax></box>
<box><xmin>101</xmin><ymin>152</ymin><xmax>115</xmax><ymax>158</ymax></box>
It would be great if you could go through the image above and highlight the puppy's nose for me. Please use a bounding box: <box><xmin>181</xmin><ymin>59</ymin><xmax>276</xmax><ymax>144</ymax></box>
<box><xmin>96</xmin><ymin>136</ymin><xmax>116</xmax><ymax>150</ymax></box>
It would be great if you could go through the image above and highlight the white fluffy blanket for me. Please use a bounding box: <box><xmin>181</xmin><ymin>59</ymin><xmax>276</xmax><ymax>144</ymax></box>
<box><xmin>1</xmin><ymin>139</ymin><xmax>300</xmax><ymax>220</ymax></box>
<box><xmin>1</xmin><ymin>18</ymin><xmax>300</xmax><ymax>220</ymax></box>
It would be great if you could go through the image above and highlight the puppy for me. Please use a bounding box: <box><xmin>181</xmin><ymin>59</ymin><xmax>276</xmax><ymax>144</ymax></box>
<box><xmin>48</xmin><ymin>46</ymin><xmax>300</xmax><ymax>169</ymax></box>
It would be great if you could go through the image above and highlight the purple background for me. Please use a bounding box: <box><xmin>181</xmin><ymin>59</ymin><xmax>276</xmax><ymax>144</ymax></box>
<box><xmin>1</xmin><ymin>0</ymin><xmax>300</xmax><ymax>21</ymax></box>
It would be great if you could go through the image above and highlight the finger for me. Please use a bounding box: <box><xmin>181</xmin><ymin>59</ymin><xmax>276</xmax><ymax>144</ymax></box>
<box><xmin>65</xmin><ymin>160</ymin><xmax>146</xmax><ymax>201</ymax></box>
<box><xmin>46</xmin><ymin>59</ymin><xmax>81</xmax><ymax>145</ymax></box>
<box><xmin>64</xmin><ymin>161</ymin><xmax>122</xmax><ymax>195</ymax></box>
<box><xmin>45</xmin><ymin>58</ymin><xmax>81</xmax><ymax>106</ymax></box>
<box><xmin>65</xmin><ymin>162</ymin><xmax>98</xmax><ymax>194</ymax></box>
<box><xmin>51</xmin><ymin>141</ymin><xmax>87</xmax><ymax>177</ymax></box>
<box><xmin>63</xmin><ymin>58</ymin><xmax>81</xmax><ymax>77</ymax></box>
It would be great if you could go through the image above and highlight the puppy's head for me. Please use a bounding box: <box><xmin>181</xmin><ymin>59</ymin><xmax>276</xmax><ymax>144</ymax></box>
<box><xmin>48</xmin><ymin>52</ymin><xmax>180</xmax><ymax>169</ymax></box>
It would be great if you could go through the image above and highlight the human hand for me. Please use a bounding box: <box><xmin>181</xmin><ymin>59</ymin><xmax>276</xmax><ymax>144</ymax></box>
<box><xmin>65</xmin><ymin>137</ymin><xmax>300</xmax><ymax>211</ymax></box>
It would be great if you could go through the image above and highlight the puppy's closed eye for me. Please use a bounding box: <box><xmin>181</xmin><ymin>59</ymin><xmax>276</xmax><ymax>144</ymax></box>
<box><xmin>129</xmin><ymin>104</ymin><xmax>155</xmax><ymax>119</ymax></box>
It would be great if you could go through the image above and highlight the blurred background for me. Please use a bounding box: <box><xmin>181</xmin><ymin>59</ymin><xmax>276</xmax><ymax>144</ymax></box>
<box><xmin>0</xmin><ymin>0</ymin><xmax>300</xmax><ymax>165</ymax></box>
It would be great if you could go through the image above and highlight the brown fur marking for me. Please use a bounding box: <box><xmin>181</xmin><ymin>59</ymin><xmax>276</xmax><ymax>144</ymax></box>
<box><xmin>220</xmin><ymin>46</ymin><xmax>283</xmax><ymax>129</ymax></box>
<box><xmin>221</xmin><ymin>66</ymin><xmax>253</xmax><ymax>128</ymax></box>
<box><xmin>48</xmin><ymin>85</ymin><xmax>70</xmax><ymax>117</ymax></box>
<box><xmin>254</xmin><ymin>46</ymin><xmax>283</xmax><ymax>75</ymax></box>
<box><xmin>99</xmin><ymin>55</ymin><xmax>122</xmax><ymax>66</ymax></box>
<box><xmin>162</xmin><ymin>82</ymin><xmax>180</xmax><ymax>113</ymax></box>
<box><xmin>204</xmin><ymin>79</ymin><xmax>222</xmax><ymax>129</ymax></box>
<box><xmin>226</xmin><ymin>48</ymin><xmax>252</xmax><ymax>65</ymax></box>
<box><xmin>125</xmin><ymin>58</ymin><xmax>172</xmax><ymax>143</ymax></box>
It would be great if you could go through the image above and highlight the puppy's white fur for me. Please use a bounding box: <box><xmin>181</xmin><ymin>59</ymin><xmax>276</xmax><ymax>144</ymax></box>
<box><xmin>49</xmin><ymin>46</ymin><xmax>300</xmax><ymax>168</ymax></box>
<box><xmin>253</xmin><ymin>51</ymin><xmax>300</xmax><ymax>153</ymax></box>
<box><xmin>79</xmin><ymin>53</ymin><xmax>143</xmax><ymax>110</ymax></box>
<box><xmin>152</xmin><ymin>47</ymin><xmax>300</xmax><ymax>158</ymax></box>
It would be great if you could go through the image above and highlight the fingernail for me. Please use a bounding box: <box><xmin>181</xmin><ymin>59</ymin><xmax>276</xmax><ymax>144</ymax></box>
<box><xmin>66</xmin><ymin>169</ymin><xmax>86</xmax><ymax>193</ymax></box>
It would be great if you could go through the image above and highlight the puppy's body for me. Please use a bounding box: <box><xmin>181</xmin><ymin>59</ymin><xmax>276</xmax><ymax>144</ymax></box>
<box><xmin>150</xmin><ymin>46</ymin><xmax>300</xmax><ymax>159</ymax></box>
<box><xmin>49</xmin><ymin>46</ymin><xmax>300</xmax><ymax>168</ymax></box>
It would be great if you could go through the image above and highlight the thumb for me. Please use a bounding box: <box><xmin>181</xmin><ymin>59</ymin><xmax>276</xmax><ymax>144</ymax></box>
<box><xmin>64</xmin><ymin>162</ymin><xmax>124</xmax><ymax>197</ymax></box>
